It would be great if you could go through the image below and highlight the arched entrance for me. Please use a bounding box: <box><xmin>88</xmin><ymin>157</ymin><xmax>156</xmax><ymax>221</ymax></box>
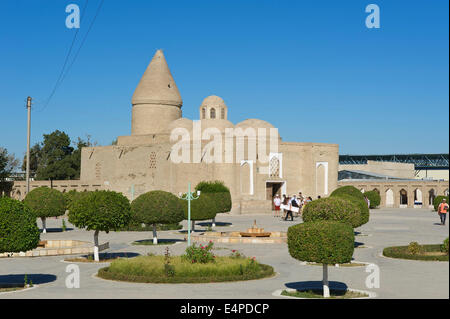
<box><xmin>386</xmin><ymin>189</ymin><xmax>394</xmax><ymax>207</ymax></box>
<box><xmin>399</xmin><ymin>189</ymin><xmax>408</xmax><ymax>207</ymax></box>
<box><xmin>429</xmin><ymin>189</ymin><xmax>436</xmax><ymax>208</ymax></box>
<box><xmin>414</xmin><ymin>189</ymin><xmax>423</xmax><ymax>208</ymax></box>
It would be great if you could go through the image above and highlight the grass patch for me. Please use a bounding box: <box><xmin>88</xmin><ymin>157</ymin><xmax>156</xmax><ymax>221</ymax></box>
<box><xmin>281</xmin><ymin>289</ymin><xmax>368</xmax><ymax>299</ymax></box>
<box><xmin>383</xmin><ymin>244</ymin><xmax>449</xmax><ymax>261</ymax></box>
<box><xmin>97</xmin><ymin>255</ymin><xmax>274</xmax><ymax>283</ymax></box>
<box><xmin>132</xmin><ymin>239</ymin><xmax>183</xmax><ymax>246</ymax></box>
<box><xmin>0</xmin><ymin>287</ymin><xmax>25</xmax><ymax>293</ymax></box>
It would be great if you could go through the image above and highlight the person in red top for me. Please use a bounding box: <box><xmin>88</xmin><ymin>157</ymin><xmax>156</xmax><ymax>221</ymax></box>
<box><xmin>437</xmin><ymin>198</ymin><xmax>449</xmax><ymax>225</ymax></box>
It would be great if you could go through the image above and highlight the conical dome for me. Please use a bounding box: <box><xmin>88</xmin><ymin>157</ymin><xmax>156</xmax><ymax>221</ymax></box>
<box><xmin>132</xmin><ymin>50</ymin><xmax>183</xmax><ymax>107</ymax></box>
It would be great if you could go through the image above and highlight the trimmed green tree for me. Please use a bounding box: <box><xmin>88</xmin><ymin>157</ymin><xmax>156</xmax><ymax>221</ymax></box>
<box><xmin>331</xmin><ymin>186</ymin><xmax>370</xmax><ymax>227</ymax></box>
<box><xmin>181</xmin><ymin>193</ymin><xmax>217</xmax><ymax>231</ymax></box>
<box><xmin>24</xmin><ymin>186</ymin><xmax>66</xmax><ymax>233</ymax></box>
<box><xmin>288</xmin><ymin>221</ymin><xmax>354</xmax><ymax>298</ymax></box>
<box><xmin>131</xmin><ymin>191</ymin><xmax>185</xmax><ymax>244</ymax></box>
<box><xmin>364</xmin><ymin>190</ymin><xmax>381</xmax><ymax>209</ymax></box>
<box><xmin>195</xmin><ymin>180</ymin><xmax>232</xmax><ymax>227</ymax></box>
<box><xmin>302</xmin><ymin>197</ymin><xmax>362</xmax><ymax>228</ymax></box>
<box><xmin>0</xmin><ymin>197</ymin><xmax>40</xmax><ymax>254</ymax></box>
<box><xmin>68</xmin><ymin>190</ymin><xmax>131</xmax><ymax>261</ymax></box>
<box><xmin>330</xmin><ymin>185</ymin><xmax>365</xmax><ymax>200</ymax></box>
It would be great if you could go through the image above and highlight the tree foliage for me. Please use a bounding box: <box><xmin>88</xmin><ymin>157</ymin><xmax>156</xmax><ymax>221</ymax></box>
<box><xmin>195</xmin><ymin>180</ymin><xmax>232</xmax><ymax>214</ymax></box>
<box><xmin>181</xmin><ymin>193</ymin><xmax>217</xmax><ymax>221</ymax></box>
<box><xmin>302</xmin><ymin>197</ymin><xmax>362</xmax><ymax>228</ymax></box>
<box><xmin>0</xmin><ymin>197</ymin><xmax>40</xmax><ymax>253</ymax></box>
<box><xmin>24</xmin><ymin>186</ymin><xmax>66</xmax><ymax>218</ymax></box>
<box><xmin>68</xmin><ymin>190</ymin><xmax>131</xmax><ymax>232</ymax></box>
<box><xmin>131</xmin><ymin>191</ymin><xmax>185</xmax><ymax>225</ymax></box>
<box><xmin>364</xmin><ymin>190</ymin><xmax>381</xmax><ymax>208</ymax></box>
<box><xmin>288</xmin><ymin>221</ymin><xmax>354</xmax><ymax>264</ymax></box>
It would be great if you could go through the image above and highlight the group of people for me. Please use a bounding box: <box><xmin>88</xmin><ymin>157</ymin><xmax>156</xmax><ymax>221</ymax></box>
<box><xmin>273</xmin><ymin>192</ymin><xmax>314</xmax><ymax>221</ymax></box>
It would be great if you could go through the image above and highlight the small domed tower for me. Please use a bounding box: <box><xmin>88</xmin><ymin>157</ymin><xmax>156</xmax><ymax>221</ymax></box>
<box><xmin>131</xmin><ymin>50</ymin><xmax>182</xmax><ymax>135</ymax></box>
<box><xmin>199</xmin><ymin>95</ymin><xmax>228</xmax><ymax>120</ymax></box>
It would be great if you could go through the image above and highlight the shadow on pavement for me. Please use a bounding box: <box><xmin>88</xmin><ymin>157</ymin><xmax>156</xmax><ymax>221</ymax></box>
<box><xmin>0</xmin><ymin>274</ymin><xmax>57</xmax><ymax>287</ymax></box>
<box><xmin>285</xmin><ymin>281</ymin><xmax>348</xmax><ymax>291</ymax></box>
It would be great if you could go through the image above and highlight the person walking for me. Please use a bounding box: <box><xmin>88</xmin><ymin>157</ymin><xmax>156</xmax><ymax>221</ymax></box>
<box><xmin>273</xmin><ymin>194</ymin><xmax>281</xmax><ymax>218</ymax></box>
<box><xmin>437</xmin><ymin>198</ymin><xmax>449</xmax><ymax>225</ymax></box>
<box><xmin>282</xmin><ymin>196</ymin><xmax>292</xmax><ymax>221</ymax></box>
<box><xmin>291</xmin><ymin>194</ymin><xmax>300</xmax><ymax>218</ymax></box>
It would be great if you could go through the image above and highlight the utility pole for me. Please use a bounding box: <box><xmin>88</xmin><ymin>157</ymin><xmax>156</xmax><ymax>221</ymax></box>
<box><xmin>26</xmin><ymin>96</ymin><xmax>31</xmax><ymax>195</ymax></box>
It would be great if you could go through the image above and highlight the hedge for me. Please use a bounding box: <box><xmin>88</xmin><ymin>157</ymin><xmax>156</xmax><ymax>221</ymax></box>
<box><xmin>288</xmin><ymin>221</ymin><xmax>354</xmax><ymax>264</ymax></box>
<box><xmin>24</xmin><ymin>186</ymin><xmax>66</xmax><ymax>219</ymax></box>
<box><xmin>0</xmin><ymin>197</ymin><xmax>40</xmax><ymax>253</ymax></box>
<box><xmin>434</xmin><ymin>196</ymin><xmax>449</xmax><ymax>212</ymax></box>
<box><xmin>302</xmin><ymin>197</ymin><xmax>362</xmax><ymax>228</ymax></box>
<box><xmin>131</xmin><ymin>191</ymin><xmax>185</xmax><ymax>225</ymax></box>
<box><xmin>181</xmin><ymin>193</ymin><xmax>217</xmax><ymax>221</ymax></box>
<box><xmin>364</xmin><ymin>190</ymin><xmax>381</xmax><ymax>209</ymax></box>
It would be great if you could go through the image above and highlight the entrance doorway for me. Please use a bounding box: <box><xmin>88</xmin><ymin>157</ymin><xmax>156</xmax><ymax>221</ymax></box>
<box><xmin>266</xmin><ymin>182</ymin><xmax>284</xmax><ymax>209</ymax></box>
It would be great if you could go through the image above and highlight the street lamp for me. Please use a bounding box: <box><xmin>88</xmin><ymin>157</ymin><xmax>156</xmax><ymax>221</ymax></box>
<box><xmin>179</xmin><ymin>182</ymin><xmax>200</xmax><ymax>246</ymax></box>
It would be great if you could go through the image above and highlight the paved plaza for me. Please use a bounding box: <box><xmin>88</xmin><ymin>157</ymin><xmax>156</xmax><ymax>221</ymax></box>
<box><xmin>0</xmin><ymin>208</ymin><xmax>448</xmax><ymax>299</ymax></box>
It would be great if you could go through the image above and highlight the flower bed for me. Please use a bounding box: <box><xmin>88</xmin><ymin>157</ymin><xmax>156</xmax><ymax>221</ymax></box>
<box><xmin>97</xmin><ymin>255</ymin><xmax>274</xmax><ymax>283</ymax></box>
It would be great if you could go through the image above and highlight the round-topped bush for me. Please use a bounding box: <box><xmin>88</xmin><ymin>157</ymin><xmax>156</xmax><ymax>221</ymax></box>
<box><xmin>288</xmin><ymin>220</ymin><xmax>354</xmax><ymax>298</ymax></box>
<box><xmin>330</xmin><ymin>186</ymin><xmax>365</xmax><ymax>201</ymax></box>
<box><xmin>181</xmin><ymin>193</ymin><xmax>217</xmax><ymax>221</ymax></box>
<box><xmin>131</xmin><ymin>191</ymin><xmax>185</xmax><ymax>244</ymax></box>
<box><xmin>68</xmin><ymin>190</ymin><xmax>131</xmax><ymax>261</ymax></box>
<box><xmin>302</xmin><ymin>197</ymin><xmax>362</xmax><ymax>228</ymax></box>
<box><xmin>364</xmin><ymin>190</ymin><xmax>381</xmax><ymax>209</ymax></box>
<box><xmin>0</xmin><ymin>197</ymin><xmax>40</xmax><ymax>253</ymax></box>
<box><xmin>332</xmin><ymin>194</ymin><xmax>369</xmax><ymax>227</ymax></box>
<box><xmin>24</xmin><ymin>186</ymin><xmax>66</xmax><ymax>233</ymax></box>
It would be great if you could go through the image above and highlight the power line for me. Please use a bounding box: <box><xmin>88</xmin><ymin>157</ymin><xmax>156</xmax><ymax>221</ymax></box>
<box><xmin>38</xmin><ymin>0</ymin><xmax>104</xmax><ymax>112</ymax></box>
<box><xmin>37</xmin><ymin>0</ymin><xmax>90</xmax><ymax>112</ymax></box>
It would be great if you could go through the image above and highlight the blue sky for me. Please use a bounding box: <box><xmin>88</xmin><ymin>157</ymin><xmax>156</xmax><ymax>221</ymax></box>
<box><xmin>0</xmin><ymin>0</ymin><xmax>448</xmax><ymax>162</ymax></box>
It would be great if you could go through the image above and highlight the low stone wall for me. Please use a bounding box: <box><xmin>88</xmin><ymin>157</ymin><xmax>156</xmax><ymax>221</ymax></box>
<box><xmin>0</xmin><ymin>240</ymin><xmax>109</xmax><ymax>258</ymax></box>
<box><xmin>192</xmin><ymin>231</ymin><xmax>287</xmax><ymax>244</ymax></box>
<box><xmin>10</xmin><ymin>180</ymin><xmax>104</xmax><ymax>200</ymax></box>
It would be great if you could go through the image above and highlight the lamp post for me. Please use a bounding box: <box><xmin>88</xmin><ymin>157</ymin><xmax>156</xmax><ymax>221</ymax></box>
<box><xmin>179</xmin><ymin>182</ymin><xmax>200</xmax><ymax>247</ymax></box>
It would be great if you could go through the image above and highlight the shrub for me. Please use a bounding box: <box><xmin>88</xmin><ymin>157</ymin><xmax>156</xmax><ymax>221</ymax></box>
<box><xmin>383</xmin><ymin>245</ymin><xmax>448</xmax><ymax>261</ymax></box>
<box><xmin>183</xmin><ymin>241</ymin><xmax>215</xmax><ymax>264</ymax></box>
<box><xmin>434</xmin><ymin>196</ymin><xmax>449</xmax><ymax>211</ymax></box>
<box><xmin>181</xmin><ymin>192</ymin><xmax>217</xmax><ymax>221</ymax></box>
<box><xmin>302</xmin><ymin>197</ymin><xmax>362</xmax><ymax>228</ymax></box>
<box><xmin>330</xmin><ymin>186</ymin><xmax>365</xmax><ymax>201</ymax></box>
<box><xmin>407</xmin><ymin>242</ymin><xmax>422</xmax><ymax>255</ymax></box>
<box><xmin>24</xmin><ymin>186</ymin><xmax>66</xmax><ymax>233</ymax></box>
<box><xmin>196</xmin><ymin>181</ymin><xmax>232</xmax><ymax>218</ymax></box>
<box><xmin>332</xmin><ymin>194</ymin><xmax>370</xmax><ymax>227</ymax></box>
<box><xmin>288</xmin><ymin>220</ymin><xmax>354</xmax><ymax>298</ymax></box>
<box><xmin>441</xmin><ymin>238</ymin><xmax>449</xmax><ymax>255</ymax></box>
<box><xmin>68</xmin><ymin>190</ymin><xmax>131</xmax><ymax>261</ymax></box>
<box><xmin>130</xmin><ymin>190</ymin><xmax>185</xmax><ymax>244</ymax></box>
<box><xmin>0</xmin><ymin>197</ymin><xmax>40</xmax><ymax>253</ymax></box>
<box><xmin>364</xmin><ymin>190</ymin><xmax>381</xmax><ymax>209</ymax></box>
<box><xmin>288</xmin><ymin>221</ymin><xmax>354</xmax><ymax>265</ymax></box>
<box><xmin>195</xmin><ymin>180</ymin><xmax>230</xmax><ymax>193</ymax></box>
